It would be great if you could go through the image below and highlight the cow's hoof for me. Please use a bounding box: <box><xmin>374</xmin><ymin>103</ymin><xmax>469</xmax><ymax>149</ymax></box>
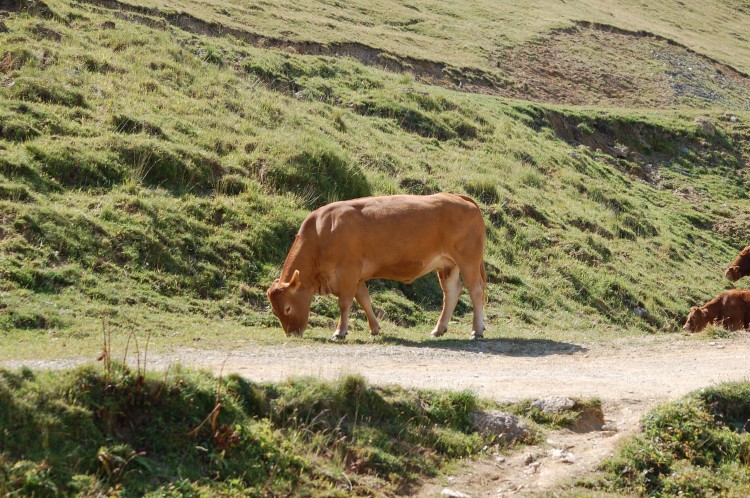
<box><xmin>331</xmin><ymin>333</ymin><xmax>347</xmax><ymax>341</ymax></box>
<box><xmin>430</xmin><ymin>327</ymin><xmax>447</xmax><ymax>338</ymax></box>
<box><xmin>370</xmin><ymin>328</ymin><xmax>380</xmax><ymax>337</ymax></box>
<box><xmin>471</xmin><ymin>332</ymin><xmax>484</xmax><ymax>340</ymax></box>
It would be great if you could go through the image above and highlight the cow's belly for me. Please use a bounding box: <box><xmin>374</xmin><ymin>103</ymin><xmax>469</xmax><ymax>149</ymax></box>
<box><xmin>363</xmin><ymin>254</ymin><xmax>454</xmax><ymax>283</ymax></box>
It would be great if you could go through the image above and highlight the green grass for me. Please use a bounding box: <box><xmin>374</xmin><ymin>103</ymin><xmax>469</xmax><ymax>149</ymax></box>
<box><xmin>1</xmin><ymin>0</ymin><xmax>750</xmax><ymax>361</ymax></box>
<box><xmin>579</xmin><ymin>382</ymin><xmax>750</xmax><ymax>497</ymax></box>
<box><xmin>0</xmin><ymin>364</ymin><xmax>532</xmax><ymax>496</ymax></box>
<box><xmin>65</xmin><ymin>0</ymin><xmax>750</xmax><ymax>78</ymax></box>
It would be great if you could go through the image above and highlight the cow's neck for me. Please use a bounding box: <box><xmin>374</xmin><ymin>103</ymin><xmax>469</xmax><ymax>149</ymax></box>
<box><xmin>281</xmin><ymin>235</ymin><xmax>320</xmax><ymax>290</ymax></box>
<box><xmin>703</xmin><ymin>299</ymin><xmax>722</xmax><ymax>321</ymax></box>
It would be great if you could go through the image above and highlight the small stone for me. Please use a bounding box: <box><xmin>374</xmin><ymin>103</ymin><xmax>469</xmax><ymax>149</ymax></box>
<box><xmin>694</xmin><ymin>117</ymin><xmax>716</xmax><ymax>137</ymax></box>
<box><xmin>723</xmin><ymin>112</ymin><xmax>739</xmax><ymax>122</ymax></box>
<box><xmin>550</xmin><ymin>448</ymin><xmax>577</xmax><ymax>463</ymax></box>
<box><xmin>441</xmin><ymin>488</ymin><xmax>471</xmax><ymax>498</ymax></box>
<box><xmin>524</xmin><ymin>453</ymin><xmax>535</xmax><ymax>465</ymax></box>
<box><xmin>523</xmin><ymin>461</ymin><xmax>541</xmax><ymax>474</ymax></box>
<box><xmin>470</xmin><ymin>411</ymin><xmax>531</xmax><ymax>444</ymax></box>
<box><xmin>562</xmin><ymin>452</ymin><xmax>577</xmax><ymax>464</ymax></box>
<box><xmin>613</xmin><ymin>145</ymin><xmax>629</xmax><ymax>158</ymax></box>
<box><xmin>531</xmin><ymin>396</ymin><xmax>575</xmax><ymax>414</ymax></box>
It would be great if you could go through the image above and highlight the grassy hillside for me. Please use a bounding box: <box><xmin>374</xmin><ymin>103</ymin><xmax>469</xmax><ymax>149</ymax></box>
<box><xmin>0</xmin><ymin>363</ymin><xmax>529</xmax><ymax>495</ymax></box>
<box><xmin>1</xmin><ymin>0</ymin><xmax>750</xmax><ymax>358</ymax></box>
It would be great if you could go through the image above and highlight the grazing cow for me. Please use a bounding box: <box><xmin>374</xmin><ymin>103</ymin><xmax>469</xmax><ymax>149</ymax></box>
<box><xmin>266</xmin><ymin>193</ymin><xmax>487</xmax><ymax>340</ymax></box>
<box><xmin>725</xmin><ymin>245</ymin><xmax>750</xmax><ymax>282</ymax></box>
<box><xmin>683</xmin><ymin>289</ymin><xmax>750</xmax><ymax>332</ymax></box>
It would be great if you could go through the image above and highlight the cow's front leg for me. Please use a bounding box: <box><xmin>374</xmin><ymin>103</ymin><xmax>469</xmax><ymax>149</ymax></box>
<box><xmin>332</xmin><ymin>286</ymin><xmax>357</xmax><ymax>341</ymax></box>
<box><xmin>355</xmin><ymin>280</ymin><xmax>380</xmax><ymax>336</ymax></box>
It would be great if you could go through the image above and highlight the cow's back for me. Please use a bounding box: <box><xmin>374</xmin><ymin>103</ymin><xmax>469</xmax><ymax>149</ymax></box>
<box><xmin>303</xmin><ymin>193</ymin><xmax>485</xmax><ymax>282</ymax></box>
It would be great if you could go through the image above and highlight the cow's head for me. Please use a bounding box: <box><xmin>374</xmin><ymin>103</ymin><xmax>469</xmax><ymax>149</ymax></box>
<box><xmin>725</xmin><ymin>264</ymin><xmax>743</xmax><ymax>282</ymax></box>
<box><xmin>725</xmin><ymin>246</ymin><xmax>750</xmax><ymax>282</ymax></box>
<box><xmin>266</xmin><ymin>270</ymin><xmax>314</xmax><ymax>336</ymax></box>
<box><xmin>683</xmin><ymin>306</ymin><xmax>709</xmax><ymax>333</ymax></box>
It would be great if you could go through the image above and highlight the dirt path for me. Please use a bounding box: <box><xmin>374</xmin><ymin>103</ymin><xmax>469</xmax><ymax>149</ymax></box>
<box><xmin>5</xmin><ymin>333</ymin><xmax>750</xmax><ymax>496</ymax></box>
<box><xmin>158</xmin><ymin>334</ymin><xmax>749</xmax><ymax>404</ymax></box>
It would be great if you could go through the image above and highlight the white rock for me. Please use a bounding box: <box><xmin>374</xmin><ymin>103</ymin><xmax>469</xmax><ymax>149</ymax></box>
<box><xmin>441</xmin><ymin>488</ymin><xmax>471</xmax><ymax>498</ymax></box>
<box><xmin>550</xmin><ymin>448</ymin><xmax>577</xmax><ymax>463</ymax></box>
<box><xmin>531</xmin><ymin>396</ymin><xmax>575</xmax><ymax>414</ymax></box>
<box><xmin>613</xmin><ymin>145</ymin><xmax>629</xmax><ymax>158</ymax></box>
<box><xmin>470</xmin><ymin>411</ymin><xmax>531</xmax><ymax>443</ymax></box>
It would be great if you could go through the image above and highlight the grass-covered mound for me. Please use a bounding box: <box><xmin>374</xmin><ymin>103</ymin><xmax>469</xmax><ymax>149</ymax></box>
<box><xmin>1</xmin><ymin>0</ymin><xmax>750</xmax><ymax>354</ymax></box>
<box><xmin>0</xmin><ymin>363</ymin><xmax>526</xmax><ymax>496</ymax></box>
<box><xmin>582</xmin><ymin>382</ymin><xmax>750</xmax><ymax>497</ymax></box>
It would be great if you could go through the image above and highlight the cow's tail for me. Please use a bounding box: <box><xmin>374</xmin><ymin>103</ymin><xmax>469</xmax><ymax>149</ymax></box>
<box><xmin>480</xmin><ymin>261</ymin><xmax>488</xmax><ymax>304</ymax></box>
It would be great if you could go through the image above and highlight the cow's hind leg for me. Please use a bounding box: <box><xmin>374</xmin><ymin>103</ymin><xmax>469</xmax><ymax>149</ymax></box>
<box><xmin>722</xmin><ymin>315</ymin><xmax>743</xmax><ymax>331</ymax></box>
<box><xmin>431</xmin><ymin>266</ymin><xmax>461</xmax><ymax>338</ymax></box>
<box><xmin>458</xmin><ymin>261</ymin><xmax>485</xmax><ymax>339</ymax></box>
<box><xmin>355</xmin><ymin>281</ymin><xmax>380</xmax><ymax>336</ymax></box>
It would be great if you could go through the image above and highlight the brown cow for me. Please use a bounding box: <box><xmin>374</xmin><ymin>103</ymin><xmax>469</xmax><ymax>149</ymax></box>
<box><xmin>266</xmin><ymin>193</ymin><xmax>487</xmax><ymax>340</ymax></box>
<box><xmin>725</xmin><ymin>245</ymin><xmax>750</xmax><ymax>282</ymax></box>
<box><xmin>683</xmin><ymin>289</ymin><xmax>750</xmax><ymax>332</ymax></box>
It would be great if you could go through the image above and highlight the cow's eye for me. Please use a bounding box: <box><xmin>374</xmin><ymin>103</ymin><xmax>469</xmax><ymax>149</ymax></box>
<box><xmin>284</xmin><ymin>305</ymin><xmax>292</xmax><ymax>316</ymax></box>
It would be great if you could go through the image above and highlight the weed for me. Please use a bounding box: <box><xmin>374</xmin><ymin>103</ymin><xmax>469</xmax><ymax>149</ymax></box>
<box><xmin>591</xmin><ymin>382</ymin><xmax>750</xmax><ymax>496</ymax></box>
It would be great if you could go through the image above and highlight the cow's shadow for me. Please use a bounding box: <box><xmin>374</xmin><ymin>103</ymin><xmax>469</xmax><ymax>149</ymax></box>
<box><xmin>303</xmin><ymin>335</ymin><xmax>588</xmax><ymax>356</ymax></box>
<box><xmin>375</xmin><ymin>336</ymin><xmax>587</xmax><ymax>356</ymax></box>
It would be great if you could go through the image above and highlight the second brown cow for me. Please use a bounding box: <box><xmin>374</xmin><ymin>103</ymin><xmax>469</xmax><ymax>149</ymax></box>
<box><xmin>725</xmin><ymin>245</ymin><xmax>750</xmax><ymax>282</ymax></box>
<box><xmin>683</xmin><ymin>289</ymin><xmax>750</xmax><ymax>332</ymax></box>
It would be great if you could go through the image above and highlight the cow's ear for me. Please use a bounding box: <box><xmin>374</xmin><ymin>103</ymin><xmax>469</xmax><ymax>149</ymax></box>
<box><xmin>289</xmin><ymin>269</ymin><xmax>301</xmax><ymax>289</ymax></box>
<box><xmin>690</xmin><ymin>306</ymin><xmax>698</xmax><ymax>311</ymax></box>
<box><xmin>700</xmin><ymin>308</ymin><xmax>708</xmax><ymax>316</ymax></box>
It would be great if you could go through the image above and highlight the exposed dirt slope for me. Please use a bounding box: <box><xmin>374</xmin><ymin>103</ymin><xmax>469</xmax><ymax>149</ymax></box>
<box><xmin>495</xmin><ymin>22</ymin><xmax>750</xmax><ymax>109</ymax></box>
